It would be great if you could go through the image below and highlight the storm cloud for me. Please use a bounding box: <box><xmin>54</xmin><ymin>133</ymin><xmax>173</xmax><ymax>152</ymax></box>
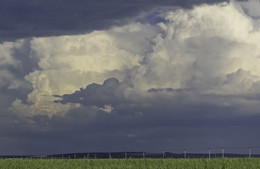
<box><xmin>0</xmin><ymin>0</ymin><xmax>228</xmax><ymax>41</ymax></box>
<box><xmin>1</xmin><ymin>0</ymin><xmax>260</xmax><ymax>155</ymax></box>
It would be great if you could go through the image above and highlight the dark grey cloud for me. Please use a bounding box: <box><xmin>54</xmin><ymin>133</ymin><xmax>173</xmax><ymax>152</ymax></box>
<box><xmin>32</xmin><ymin>78</ymin><xmax>258</xmax><ymax>155</ymax></box>
<box><xmin>0</xmin><ymin>77</ymin><xmax>259</xmax><ymax>155</ymax></box>
<box><xmin>56</xmin><ymin>78</ymin><xmax>125</xmax><ymax>107</ymax></box>
<box><xmin>2</xmin><ymin>94</ymin><xmax>260</xmax><ymax>155</ymax></box>
<box><xmin>0</xmin><ymin>0</ymin><xmax>228</xmax><ymax>41</ymax></box>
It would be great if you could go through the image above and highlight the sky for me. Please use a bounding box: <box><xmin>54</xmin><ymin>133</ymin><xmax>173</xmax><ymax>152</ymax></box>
<box><xmin>1</xmin><ymin>0</ymin><xmax>260</xmax><ymax>155</ymax></box>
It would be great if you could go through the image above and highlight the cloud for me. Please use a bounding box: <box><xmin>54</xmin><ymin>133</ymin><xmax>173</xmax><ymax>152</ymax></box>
<box><xmin>126</xmin><ymin>1</ymin><xmax>260</xmax><ymax>95</ymax></box>
<box><xmin>235</xmin><ymin>0</ymin><xmax>260</xmax><ymax>17</ymax></box>
<box><xmin>56</xmin><ymin>1</ymin><xmax>260</xmax><ymax>115</ymax></box>
<box><xmin>0</xmin><ymin>40</ymin><xmax>34</xmax><ymax>115</ymax></box>
<box><xmin>57</xmin><ymin>78</ymin><xmax>122</xmax><ymax>106</ymax></box>
<box><xmin>97</xmin><ymin>104</ymin><xmax>114</xmax><ymax>113</ymax></box>
<box><xmin>0</xmin><ymin>41</ymin><xmax>24</xmax><ymax>89</ymax></box>
<box><xmin>8</xmin><ymin>25</ymin><xmax>154</xmax><ymax>117</ymax></box>
<box><xmin>4</xmin><ymin>1</ymin><xmax>260</xmax><ymax>118</ymax></box>
<box><xmin>0</xmin><ymin>0</ymin><xmax>228</xmax><ymax>41</ymax></box>
<box><xmin>232</xmin><ymin>0</ymin><xmax>260</xmax><ymax>29</ymax></box>
<box><xmin>2</xmin><ymin>0</ymin><xmax>260</xmax><ymax>154</ymax></box>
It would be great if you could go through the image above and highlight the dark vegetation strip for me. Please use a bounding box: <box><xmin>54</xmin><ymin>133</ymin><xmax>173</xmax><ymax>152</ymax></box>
<box><xmin>0</xmin><ymin>158</ymin><xmax>260</xmax><ymax>169</ymax></box>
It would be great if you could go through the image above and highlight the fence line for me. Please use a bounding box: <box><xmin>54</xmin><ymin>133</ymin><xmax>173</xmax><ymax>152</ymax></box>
<box><xmin>2</xmin><ymin>146</ymin><xmax>260</xmax><ymax>159</ymax></box>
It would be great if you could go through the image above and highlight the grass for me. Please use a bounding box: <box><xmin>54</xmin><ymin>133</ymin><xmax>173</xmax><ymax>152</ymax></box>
<box><xmin>0</xmin><ymin>158</ymin><xmax>259</xmax><ymax>169</ymax></box>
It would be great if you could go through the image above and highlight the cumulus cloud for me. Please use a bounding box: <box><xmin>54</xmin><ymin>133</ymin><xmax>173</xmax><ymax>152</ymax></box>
<box><xmin>56</xmin><ymin>78</ymin><xmax>122</xmax><ymax>106</ymax></box>
<box><xmin>2</xmin><ymin>0</ymin><xmax>260</xmax><ymax>118</ymax></box>
<box><xmin>112</xmin><ymin>1</ymin><xmax>260</xmax><ymax>104</ymax></box>
<box><xmin>8</xmin><ymin>24</ymin><xmax>157</xmax><ymax>117</ymax></box>
<box><xmin>54</xmin><ymin>1</ymin><xmax>260</xmax><ymax>117</ymax></box>
<box><xmin>2</xmin><ymin>0</ymin><xmax>260</xmax><ymax>154</ymax></box>
<box><xmin>0</xmin><ymin>41</ymin><xmax>27</xmax><ymax>89</ymax></box>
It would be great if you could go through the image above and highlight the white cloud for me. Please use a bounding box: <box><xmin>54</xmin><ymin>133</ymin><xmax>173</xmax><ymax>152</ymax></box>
<box><xmin>31</xmin><ymin>31</ymin><xmax>140</xmax><ymax>73</ymax></box>
<box><xmin>10</xmin><ymin>98</ymin><xmax>79</xmax><ymax>118</ymax></box>
<box><xmin>10</xmin><ymin>30</ymin><xmax>147</xmax><ymax>117</ymax></box>
<box><xmin>129</xmin><ymin>2</ymin><xmax>260</xmax><ymax>93</ymax></box>
<box><xmin>0</xmin><ymin>40</ymin><xmax>29</xmax><ymax>89</ymax></box>
<box><xmin>97</xmin><ymin>104</ymin><xmax>114</xmax><ymax>113</ymax></box>
<box><xmin>0</xmin><ymin>43</ymin><xmax>18</xmax><ymax>67</ymax></box>
<box><xmin>6</xmin><ymin>1</ymin><xmax>260</xmax><ymax>117</ymax></box>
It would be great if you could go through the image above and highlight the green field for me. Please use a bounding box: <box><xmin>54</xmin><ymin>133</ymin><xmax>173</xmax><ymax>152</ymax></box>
<box><xmin>0</xmin><ymin>158</ymin><xmax>259</xmax><ymax>169</ymax></box>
